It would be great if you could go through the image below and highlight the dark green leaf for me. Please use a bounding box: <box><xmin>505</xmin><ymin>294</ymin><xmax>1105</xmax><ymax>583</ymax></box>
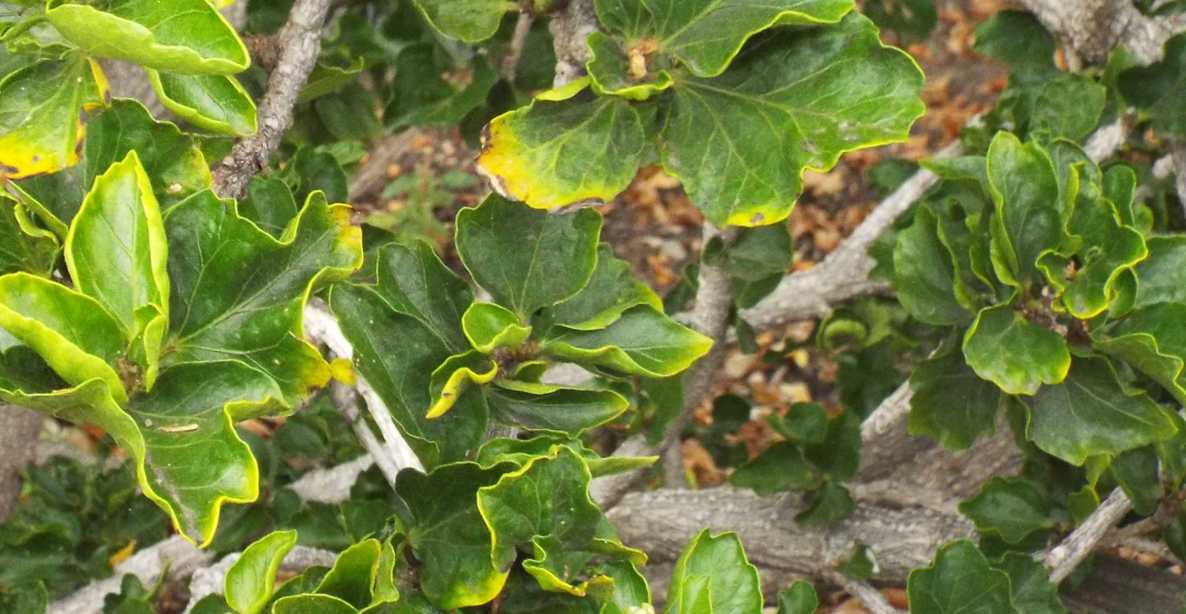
<box><xmin>456</xmin><ymin>195</ymin><xmax>601</xmax><ymax>318</ymax></box>
<box><xmin>958</xmin><ymin>477</ymin><xmax>1054</xmax><ymax>543</ymax></box>
<box><xmin>907</xmin><ymin>540</ymin><xmax>1017</xmax><ymax>614</ymax></box>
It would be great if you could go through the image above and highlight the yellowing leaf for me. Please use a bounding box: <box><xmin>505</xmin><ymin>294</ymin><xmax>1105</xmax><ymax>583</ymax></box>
<box><xmin>0</xmin><ymin>55</ymin><xmax>108</xmax><ymax>179</ymax></box>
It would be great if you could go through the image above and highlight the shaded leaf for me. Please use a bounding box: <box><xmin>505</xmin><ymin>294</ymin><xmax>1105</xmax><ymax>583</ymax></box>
<box><xmin>729</xmin><ymin>442</ymin><xmax>819</xmax><ymax>495</ymax></box>
<box><xmin>959</xmin><ymin>477</ymin><xmax>1054</xmax><ymax>543</ymax></box>
<box><xmin>907</xmin><ymin>540</ymin><xmax>1017</xmax><ymax>614</ymax></box>
<box><xmin>995</xmin><ymin>553</ymin><xmax>1065</xmax><ymax>614</ymax></box>
<box><xmin>908</xmin><ymin>346</ymin><xmax>1002</xmax><ymax>450</ymax></box>
<box><xmin>894</xmin><ymin>203</ymin><xmax>972</xmax><ymax>325</ymax></box>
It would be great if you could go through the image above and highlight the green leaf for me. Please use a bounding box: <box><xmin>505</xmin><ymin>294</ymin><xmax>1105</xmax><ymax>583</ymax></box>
<box><xmin>1096</xmin><ymin>303</ymin><xmax>1186</xmax><ymax>404</ymax></box>
<box><xmin>479</xmin><ymin>446</ymin><xmax>638</xmax><ymax>590</ymax></box>
<box><xmin>593</xmin><ymin>0</ymin><xmax>854</xmax><ymax>78</ymax></box>
<box><xmin>660</xmin><ymin>14</ymin><xmax>924</xmax><ymax>226</ymax></box>
<box><xmin>544</xmin><ymin>245</ymin><xmax>662</xmax><ymax>331</ymax></box>
<box><xmin>147</xmin><ymin>71</ymin><xmax>257</xmax><ymax>137</ymax></box>
<box><xmin>0</xmin><ymin>273</ymin><xmax>127</xmax><ymax>402</ymax></box>
<box><xmin>1026</xmin><ymin>356</ymin><xmax>1177</xmax><ymax>466</ymax></box>
<box><xmin>163</xmin><ymin>190</ymin><xmax>362</xmax><ymax>405</ymax></box>
<box><xmin>1131</xmin><ymin>236</ymin><xmax>1186</xmax><ymax>309</ymax></box>
<box><xmin>1056</xmin><ymin>190</ymin><xmax>1147</xmax><ymax>319</ymax></box>
<box><xmin>0</xmin><ymin>54</ymin><xmax>107</xmax><ymax>179</ymax></box>
<box><xmin>477</xmin><ymin>436</ymin><xmax>657</xmax><ymax>477</ymax></box>
<box><xmin>995</xmin><ymin>553</ymin><xmax>1065</xmax><ymax>614</ymax></box>
<box><xmin>226</xmin><ymin>530</ymin><xmax>298</xmax><ymax>614</ymax></box>
<box><xmin>461</xmin><ymin>303</ymin><xmax>532</xmax><ymax>354</ymax></box>
<box><xmin>12</xmin><ymin>98</ymin><xmax>212</xmax><ymax>238</ymax></box>
<box><xmin>973</xmin><ymin>10</ymin><xmax>1054</xmax><ymax>70</ymax></box>
<box><xmin>298</xmin><ymin>57</ymin><xmax>365</xmax><ymax>104</ymax></box>
<box><xmin>1119</xmin><ymin>33</ymin><xmax>1186</xmax><ymax>139</ymax></box>
<box><xmin>387</xmin><ymin>46</ymin><xmax>498</xmax><ymax>130</ymax></box>
<box><xmin>768</xmin><ymin>402</ymin><xmax>828</xmax><ymax>445</ymax></box>
<box><xmin>1110</xmin><ymin>447</ymin><xmax>1162</xmax><ymax>516</ymax></box>
<box><xmin>665</xmin><ymin>529</ymin><xmax>762</xmax><ymax>614</ymax></box>
<box><xmin>396</xmin><ymin>462</ymin><xmax>510</xmax><ymax>609</ymax></box>
<box><xmin>330</xmin><ymin>284</ymin><xmax>487</xmax><ymax>467</ymax></box>
<box><xmin>488</xmin><ymin>380</ymin><xmax>629</xmax><ymax>434</ymax></box>
<box><xmin>775</xmin><ymin>581</ymin><xmax>819</xmax><ymax>614</ymax></box>
<box><xmin>477</xmin><ymin>93</ymin><xmax>648</xmax><ymax>212</ymax></box>
<box><xmin>46</xmin><ymin>0</ymin><xmax>250</xmax><ymax>74</ymax></box>
<box><xmin>66</xmin><ymin>151</ymin><xmax>169</xmax><ymax>387</ymax></box>
<box><xmin>426</xmin><ymin>350</ymin><xmax>498</xmax><ymax>419</ymax></box>
<box><xmin>729</xmin><ymin>442</ymin><xmax>819</xmax><ymax>495</ymax></box>
<box><xmin>1029</xmin><ymin>74</ymin><xmax>1107</xmax><ymax>142</ymax></box>
<box><xmin>794</xmin><ymin>479</ymin><xmax>854</xmax><ymax>525</ymax></box>
<box><xmin>272</xmin><ymin>594</ymin><xmax>357</xmax><ymax>614</ymax></box>
<box><xmin>411</xmin><ymin>0</ymin><xmax>514</xmax><ymax>42</ymax></box>
<box><xmin>838</xmin><ymin>544</ymin><xmax>877</xmax><ymax>580</ymax></box>
<box><xmin>317</xmin><ymin>539</ymin><xmax>381</xmax><ymax>608</ymax></box>
<box><xmin>962</xmin><ymin>304</ymin><xmax>1070</xmax><ymax>396</ymax></box>
<box><xmin>456</xmin><ymin>195</ymin><xmax>601</xmax><ymax>319</ymax></box>
<box><xmin>908</xmin><ymin>346</ymin><xmax>1002</xmax><ymax>450</ymax></box>
<box><xmin>0</xmin><ymin>196</ymin><xmax>58</xmax><ymax>277</ymax></box>
<box><xmin>370</xmin><ymin>241</ymin><xmax>472</xmax><ymax>351</ymax></box>
<box><xmin>864</xmin><ymin>0</ymin><xmax>937</xmax><ymax>40</ymax></box>
<box><xmin>126</xmin><ymin>361</ymin><xmax>280</xmax><ymax>544</ymax></box>
<box><xmin>894</xmin><ymin>203</ymin><xmax>973</xmax><ymax>326</ymax></box>
<box><xmin>239</xmin><ymin>177</ymin><xmax>299</xmax><ymax>239</ymax></box>
<box><xmin>983</xmin><ymin>133</ymin><xmax>1064</xmax><ymax>288</ymax></box>
<box><xmin>541</xmin><ymin>306</ymin><xmax>712</xmax><ymax>377</ymax></box>
<box><xmin>958</xmin><ymin>477</ymin><xmax>1055</xmax><ymax>543</ymax></box>
<box><xmin>907</xmin><ymin>540</ymin><xmax>1017</xmax><ymax>614</ymax></box>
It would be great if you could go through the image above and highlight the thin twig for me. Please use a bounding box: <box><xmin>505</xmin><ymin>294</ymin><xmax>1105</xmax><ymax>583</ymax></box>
<box><xmin>661</xmin><ymin>224</ymin><xmax>737</xmax><ymax>487</ymax></box>
<box><xmin>501</xmin><ymin>12</ymin><xmax>534</xmax><ymax>82</ymax></box>
<box><xmin>1044</xmin><ymin>488</ymin><xmax>1134</xmax><ymax>584</ymax></box>
<box><xmin>212</xmin><ymin>0</ymin><xmax>335</xmax><ymax>199</ymax></box>
<box><xmin>328</xmin><ymin>381</ymin><xmax>401</xmax><ymax>487</ymax></box>
<box><xmin>825</xmin><ymin>571</ymin><xmax>904</xmax><ymax>614</ymax></box>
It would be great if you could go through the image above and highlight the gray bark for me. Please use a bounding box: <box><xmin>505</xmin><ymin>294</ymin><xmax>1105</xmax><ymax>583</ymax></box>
<box><xmin>212</xmin><ymin>0</ymin><xmax>334</xmax><ymax>198</ymax></box>
<box><xmin>1017</xmin><ymin>0</ymin><xmax>1186</xmax><ymax>65</ymax></box>
<box><xmin>607</xmin><ymin>486</ymin><xmax>975</xmax><ymax>583</ymax></box>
